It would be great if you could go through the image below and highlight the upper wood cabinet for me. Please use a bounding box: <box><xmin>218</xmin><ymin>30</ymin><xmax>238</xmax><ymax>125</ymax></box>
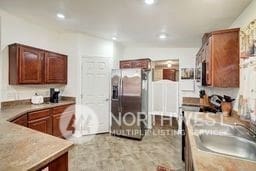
<box><xmin>45</xmin><ymin>52</ymin><xmax>67</xmax><ymax>84</ymax></box>
<box><xmin>9</xmin><ymin>43</ymin><xmax>67</xmax><ymax>85</ymax></box>
<box><xmin>120</xmin><ymin>58</ymin><xmax>151</xmax><ymax>70</ymax></box>
<box><xmin>196</xmin><ymin>28</ymin><xmax>240</xmax><ymax>88</ymax></box>
<box><xmin>9</xmin><ymin>45</ymin><xmax>44</xmax><ymax>84</ymax></box>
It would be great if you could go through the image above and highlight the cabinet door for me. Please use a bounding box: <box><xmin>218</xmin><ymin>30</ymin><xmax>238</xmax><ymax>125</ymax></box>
<box><xmin>52</xmin><ymin>112</ymin><xmax>75</xmax><ymax>138</ymax></box>
<box><xmin>45</xmin><ymin>52</ymin><xmax>67</xmax><ymax>84</ymax></box>
<box><xmin>120</xmin><ymin>61</ymin><xmax>132</xmax><ymax>68</ymax></box>
<box><xmin>211</xmin><ymin>31</ymin><xmax>239</xmax><ymax>87</ymax></box>
<box><xmin>28</xmin><ymin>116</ymin><xmax>52</xmax><ymax>134</ymax></box>
<box><xmin>205</xmin><ymin>38</ymin><xmax>212</xmax><ymax>86</ymax></box>
<box><xmin>11</xmin><ymin>114</ymin><xmax>27</xmax><ymax>127</ymax></box>
<box><xmin>19</xmin><ymin>46</ymin><xmax>44</xmax><ymax>84</ymax></box>
<box><xmin>132</xmin><ymin>60</ymin><xmax>149</xmax><ymax>69</ymax></box>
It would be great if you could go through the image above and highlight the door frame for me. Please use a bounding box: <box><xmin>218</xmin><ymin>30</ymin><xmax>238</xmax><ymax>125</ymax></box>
<box><xmin>79</xmin><ymin>56</ymin><xmax>112</xmax><ymax>133</ymax></box>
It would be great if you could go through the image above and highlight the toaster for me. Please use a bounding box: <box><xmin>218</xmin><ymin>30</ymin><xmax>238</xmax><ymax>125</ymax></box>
<box><xmin>31</xmin><ymin>93</ymin><xmax>44</xmax><ymax>104</ymax></box>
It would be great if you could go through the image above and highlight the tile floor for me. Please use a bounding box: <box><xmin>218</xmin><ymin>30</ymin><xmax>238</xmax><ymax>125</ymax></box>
<box><xmin>69</xmin><ymin>129</ymin><xmax>184</xmax><ymax>171</ymax></box>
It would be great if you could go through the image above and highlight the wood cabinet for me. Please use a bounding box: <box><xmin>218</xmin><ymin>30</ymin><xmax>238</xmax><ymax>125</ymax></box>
<box><xmin>39</xmin><ymin>152</ymin><xmax>68</xmax><ymax>171</ymax></box>
<box><xmin>9</xmin><ymin>43</ymin><xmax>67</xmax><ymax>85</ymax></box>
<box><xmin>52</xmin><ymin>105</ymin><xmax>75</xmax><ymax>138</ymax></box>
<box><xmin>9</xmin><ymin>44</ymin><xmax>44</xmax><ymax>84</ymax></box>
<box><xmin>10</xmin><ymin>104</ymin><xmax>75</xmax><ymax>139</ymax></box>
<box><xmin>45</xmin><ymin>52</ymin><xmax>67</xmax><ymax>84</ymax></box>
<box><xmin>120</xmin><ymin>58</ymin><xmax>151</xmax><ymax>69</ymax></box>
<box><xmin>196</xmin><ymin>28</ymin><xmax>240</xmax><ymax>87</ymax></box>
<box><xmin>28</xmin><ymin>109</ymin><xmax>52</xmax><ymax>135</ymax></box>
<box><xmin>185</xmin><ymin>126</ymin><xmax>194</xmax><ymax>171</ymax></box>
<box><xmin>163</xmin><ymin>69</ymin><xmax>176</xmax><ymax>81</ymax></box>
<box><xmin>11</xmin><ymin>114</ymin><xmax>27</xmax><ymax>127</ymax></box>
<box><xmin>119</xmin><ymin>60</ymin><xmax>133</xmax><ymax>68</ymax></box>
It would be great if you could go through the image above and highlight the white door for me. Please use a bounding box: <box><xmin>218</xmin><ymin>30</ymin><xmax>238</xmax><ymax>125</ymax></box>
<box><xmin>81</xmin><ymin>57</ymin><xmax>111</xmax><ymax>135</ymax></box>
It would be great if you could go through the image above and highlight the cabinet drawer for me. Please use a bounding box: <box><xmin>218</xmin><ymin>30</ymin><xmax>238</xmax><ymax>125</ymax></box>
<box><xmin>53</xmin><ymin>104</ymin><xmax>75</xmax><ymax>114</ymax></box>
<box><xmin>28</xmin><ymin>109</ymin><xmax>51</xmax><ymax>121</ymax></box>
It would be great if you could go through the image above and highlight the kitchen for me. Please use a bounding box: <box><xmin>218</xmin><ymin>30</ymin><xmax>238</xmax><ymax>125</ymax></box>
<box><xmin>0</xmin><ymin>0</ymin><xmax>256</xmax><ymax>171</ymax></box>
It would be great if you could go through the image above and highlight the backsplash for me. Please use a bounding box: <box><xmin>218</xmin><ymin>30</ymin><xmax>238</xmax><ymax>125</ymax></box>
<box><xmin>197</xmin><ymin>86</ymin><xmax>239</xmax><ymax>110</ymax></box>
<box><xmin>1</xmin><ymin>85</ymin><xmax>66</xmax><ymax>101</ymax></box>
<box><xmin>238</xmin><ymin>19</ymin><xmax>256</xmax><ymax>124</ymax></box>
<box><xmin>239</xmin><ymin>58</ymin><xmax>256</xmax><ymax>123</ymax></box>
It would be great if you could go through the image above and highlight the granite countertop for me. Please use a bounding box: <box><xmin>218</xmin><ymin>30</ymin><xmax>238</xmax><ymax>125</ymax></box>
<box><xmin>0</xmin><ymin>101</ymin><xmax>75</xmax><ymax>171</ymax></box>
<box><xmin>182</xmin><ymin>102</ymin><xmax>210</xmax><ymax>107</ymax></box>
<box><xmin>0</xmin><ymin>100</ymin><xmax>75</xmax><ymax>121</ymax></box>
<box><xmin>182</xmin><ymin>97</ymin><xmax>210</xmax><ymax>107</ymax></box>
<box><xmin>185</xmin><ymin>112</ymin><xmax>256</xmax><ymax>171</ymax></box>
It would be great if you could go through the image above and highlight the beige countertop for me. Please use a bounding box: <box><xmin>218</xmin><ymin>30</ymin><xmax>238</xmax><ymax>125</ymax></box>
<box><xmin>184</xmin><ymin>111</ymin><xmax>256</xmax><ymax>171</ymax></box>
<box><xmin>0</xmin><ymin>101</ymin><xmax>75</xmax><ymax>171</ymax></box>
<box><xmin>182</xmin><ymin>97</ymin><xmax>210</xmax><ymax>108</ymax></box>
<box><xmin>0</xmin><ymin>100</ymin><xmax>75</xmax><ymax>121</ymax></box>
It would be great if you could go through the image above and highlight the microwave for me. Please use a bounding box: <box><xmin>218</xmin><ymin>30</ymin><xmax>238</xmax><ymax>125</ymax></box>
<box><xmin>196</xmin><ymin>62</ymin><xmax>207</xmax><ymax>86</ymax></box>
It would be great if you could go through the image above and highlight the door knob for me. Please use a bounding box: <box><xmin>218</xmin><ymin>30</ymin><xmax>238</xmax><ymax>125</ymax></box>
<box><xmin>106</xmin><ymin>98</ymin><xmax>109</xmax><ymax>101</ymax></box>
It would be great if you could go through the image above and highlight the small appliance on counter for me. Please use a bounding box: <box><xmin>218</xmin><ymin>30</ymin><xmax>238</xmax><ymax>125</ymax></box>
<box><xmin>50</xmin><ymin>88</ymin><xmax>60</xmax><ymax>103</ymax></box>
<box><xmin>31</xmin><ymin>93</ymin><xmax>44</xmax><ymax>104</ymax></box>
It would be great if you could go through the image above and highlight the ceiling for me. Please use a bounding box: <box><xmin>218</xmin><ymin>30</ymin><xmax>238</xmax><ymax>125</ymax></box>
<box><xmin>0</xmin><ymin>0</ymin><xmax>252</xmax><ymax>47</ymax></box>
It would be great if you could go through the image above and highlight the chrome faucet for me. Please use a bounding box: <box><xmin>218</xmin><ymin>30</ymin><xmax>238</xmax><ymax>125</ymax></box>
<box><xmin>234</xmin><ymin>123</ymin><xmax>256</xmax><ymax>138</ymax></box>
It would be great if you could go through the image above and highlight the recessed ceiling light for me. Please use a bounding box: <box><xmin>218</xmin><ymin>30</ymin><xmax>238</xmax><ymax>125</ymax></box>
<box><xmin>144</xmin><ymin>0</ymin><xmax>155</xmax><ymax>5</ymax></box>
<box><xmin>159</xmin><ymin>33</ymin><xmax>168</xmax><ymax>40</ymax></box>
<box><xmin>57</xmin><ymin>13</ymin><xmax>65</xmax><ymax>19</ymax></box>
<box><xmin>112</xmin><ymin>36</ymin><xmax>117</xmax><ymax>40</ymax></box>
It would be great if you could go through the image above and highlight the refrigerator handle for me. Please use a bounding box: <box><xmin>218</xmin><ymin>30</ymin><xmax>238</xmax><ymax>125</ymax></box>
<box><xmin>119</xmin><ymin>78</ymin><xmax>123</xmax><ymax>112</ymax></box>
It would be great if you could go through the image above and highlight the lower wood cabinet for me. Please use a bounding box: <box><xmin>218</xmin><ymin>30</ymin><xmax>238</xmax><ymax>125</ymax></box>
<box><xmin>11</xmin><ymin>114</ymin><xmax>27</xmax><ymax>127</ymax></box>
<box><xmin>28</xmin><ymin>109</ymin><xmax>52</xmax><ymax>135</ymax></box>
<box><xmin>28</xmin><ymin>116</ymin><xmax>52</xmax><ymax>135</ymax></box>
<box><xmin>52</xmin><ymin>105</ymin><xmax>75</xmax><ymax>138</ymax></box>
<box><xmin>185</xmin><ymin>126</ymin><xmax>194</xmax><ymax>171</ymax></box>
<box><xmin>38</xmin><ymin>152</ymin><xmax>68</xmax><ymax>171</ymax></box>
<box><xmin>10</xmin><ymin>104</ymin><xmax>75</xmax><ymax>139</ymax></box>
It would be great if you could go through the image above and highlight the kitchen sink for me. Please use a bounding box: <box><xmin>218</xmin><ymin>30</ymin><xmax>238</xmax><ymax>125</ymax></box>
<box><xmin>193</xmin><ymin>122</ymin><xmax>237</xmax><ymax>136</ymax></box>
<box><xmin>192</xmin><ymin>121</ymin><xmax>256</xmax><ymax>162</ymax></box>
<box><xmin>195</xmin><ymin>134</ymin><xmax>256</xmax><ymax>162</ymax></box>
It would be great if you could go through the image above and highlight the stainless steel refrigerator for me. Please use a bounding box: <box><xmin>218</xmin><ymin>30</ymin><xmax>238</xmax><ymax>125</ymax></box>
<box><xmin>111</xmin><ymin>68</ymin><xmax>148</xmax><ymax>140</ymax></box>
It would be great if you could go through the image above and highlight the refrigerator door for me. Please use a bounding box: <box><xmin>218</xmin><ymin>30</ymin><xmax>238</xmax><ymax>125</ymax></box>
<box><xmin>111</xmin><ymin>69</ymin><xmax>122</xmax><ymax>135</ymax></box>
<box><xmin>121</xmin><ymin>69</ymin><xmax>143</xmax><ymax>139</ymax></box>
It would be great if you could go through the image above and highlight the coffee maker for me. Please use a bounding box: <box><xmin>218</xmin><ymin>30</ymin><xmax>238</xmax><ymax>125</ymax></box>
<box><xmin>50</xmin><ymin>88</ymin><xmax>60</xmax><ymax>103</ymax></box>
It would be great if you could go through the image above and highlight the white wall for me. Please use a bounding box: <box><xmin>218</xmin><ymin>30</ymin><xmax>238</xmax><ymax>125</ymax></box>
<box><xmin>226</xmin><ymin>0</ymin><xmax>256</xmax><ymax>111</ymax></box>
<box><xmin>0</xmin><ymin>9</ymin><xmax>67</xmax><ymax>101</ymax></box>
<box><xmin>113</xmin><ymin>42</ymin><xmax>124</xmax><ymax>69</ymax></box>
<box><xmin>0</xmin><ymin>9</ymin><xmax>115</xmax><ymax>104</ymax></box>
<box><xmin>230</xmin><ymin>0</ymin><xmax>256</xmax><ymax>28</ymax></box>
<box><xmin>121</xmin><ymin>46</ymin><xmax>200</xmax><ymax>96</ymax></box>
